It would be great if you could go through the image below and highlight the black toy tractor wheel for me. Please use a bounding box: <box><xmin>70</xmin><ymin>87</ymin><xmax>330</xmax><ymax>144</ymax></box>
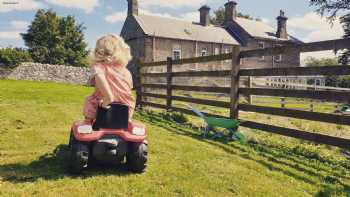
<box><xmin>69</xmin><ymin>132</ymin><xmax>89</xmax><ymax>174</ymax></box>
<box><xmin>126</xmin><ymin>141</ymin><xmax>148</xmax><ymax>173</ymax></box>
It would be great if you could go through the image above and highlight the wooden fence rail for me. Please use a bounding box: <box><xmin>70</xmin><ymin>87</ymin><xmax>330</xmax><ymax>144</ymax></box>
<box><xmin>137</xmin><ymin>38</ymin><xmax>350</xmax><ymax>149</ymax></box>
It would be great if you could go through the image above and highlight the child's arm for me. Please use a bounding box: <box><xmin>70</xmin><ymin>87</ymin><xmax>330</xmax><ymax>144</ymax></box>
<box><xmin>94</xmin><ymin>68</ymin><xmax>114</xmax><ymax>108</ymax></box>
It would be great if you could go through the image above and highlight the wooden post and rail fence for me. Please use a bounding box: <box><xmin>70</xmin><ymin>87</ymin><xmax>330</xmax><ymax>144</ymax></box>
<box><xmin>136</xmin><ymin>38</ymin><xmax>350</xmax><ymax>149</ymax></box>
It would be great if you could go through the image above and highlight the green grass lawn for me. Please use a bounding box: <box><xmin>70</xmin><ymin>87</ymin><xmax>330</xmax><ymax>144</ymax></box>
<box><xmin>0</xmin><ymin>80</ymin><xmax>349</xmax><ymax>197</ymax></box>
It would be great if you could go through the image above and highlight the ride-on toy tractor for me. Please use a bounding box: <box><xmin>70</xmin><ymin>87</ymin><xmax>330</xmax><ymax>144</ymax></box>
<box><xmin>69</xmin><ymin>103</ymin><xmax>147</xmax><ymax>174</ymax></box>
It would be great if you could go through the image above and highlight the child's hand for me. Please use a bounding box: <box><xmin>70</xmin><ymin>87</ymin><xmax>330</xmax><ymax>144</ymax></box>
<box><xmin>100</xmin><ymin>99</ymin><xmax>112</xmax><ymax>109</ymax></box>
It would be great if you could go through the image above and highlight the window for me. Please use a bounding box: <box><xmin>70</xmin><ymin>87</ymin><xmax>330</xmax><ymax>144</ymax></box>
<box><xmin>240</xmin><ymin>58</ymin><xmax>244</xmax><ymax>65</ymax></box>
<box><xmin>172</xmin><ymin>45</ymin><xmax>181</xmax><ymax>60</ymax></box>
<box><xmin>173</xmin><ymin>49</ymin><xmax>181</xmax><ymax>60</ymax></box>
<box><xmin>274</xmin><ymin>54</ymin><xmax>282</xmax><ymax>62</ymax></box>
<box><xmin>224</xmin><ymin>48</ymin><xmax>230</xmax><ymax>62</ymax></box>
<box><xmin>274</xmin><ymin>44</ymin><xmax>282</xmax><ymax>62</ymax></box>
<box><xmin>201</xmin><ymin>48</ymin><xmax>208</xmax><ymax>56</ymax></box>
<box><xmin>224</xmin><ymin>48</ymin><xmax>230</xmax><ymax>63</ymax></box>
<box><xmin>214</xmin><ymin>47</ymin><xmax>220</xmax><ymax>55</ymax></box>
<box><xmin>258</xmin><ymin>42</ymin><xmax>265</xmax><ymax>61</ymax></box>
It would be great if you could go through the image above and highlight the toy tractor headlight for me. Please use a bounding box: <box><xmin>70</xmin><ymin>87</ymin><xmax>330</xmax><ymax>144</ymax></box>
<box><xmin>132</xmin><ymin>127</ymin><xmax>145</xmax><ymax>136</ymax></box>
<box><xmin>78</xmin><ymin>125</ymin><xmax>93</xmax><ymax>134</ymax></box>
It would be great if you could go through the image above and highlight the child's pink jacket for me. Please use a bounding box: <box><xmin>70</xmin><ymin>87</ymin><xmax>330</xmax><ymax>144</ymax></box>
<box><xmin>83</xmin><ymin>64</ymin><xmax>135</xmax><ymax>120</ymax></box>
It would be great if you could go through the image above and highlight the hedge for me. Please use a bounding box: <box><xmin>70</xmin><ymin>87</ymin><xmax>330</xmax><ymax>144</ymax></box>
<box><xmin>0</xmin><ymin>48</ymin><xmax>32</xmax><ymax>67</ymax></box>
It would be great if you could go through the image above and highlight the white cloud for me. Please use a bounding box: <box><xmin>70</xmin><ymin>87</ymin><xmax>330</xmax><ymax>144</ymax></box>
<box><xmin>140</xmin><ymin>9</ymin><xmax>173</xmax><ymax>18</ymax></box>
<box><xmin>0</xmin><ymin>0</ymin><xmax>43</xmax><ymax>12</ymax></box>
<box><xmin>140</xmin><ymin>0</ymin><xmax>207</xmax><ymax>9</ymax></box>
<box><xmin>287</xmin><ymin>12</ymin><xmax>344</xmax><ymax>61</ymax></box>
<box><xmin>44</xmin><ymin>0</ymin><xmax>99</xmax><ymax>13</ymax></box>
<box><xmin>261</xmin><ymin>18</ymin><xmax>272</xmax><ymax>26</ymax></box>
<box><xmin>10</xmin><ymin>20</ymin><xmax>29</xmax><ymax>30</ymax></box>
<box><xmin>180</xmin><ymin>12</ymin><xmax>198</xmax><ymax>22</ymax></box>
<box><xmin>106</xmin><ymin>5</ymin><xmax>113</xmax><ymax>11</ymax></box>
<box><xmin>105</xmin><ymin>11</ymin><xmax>126</xmax><ymax>23</ymax></box>
<box><xmin>0</xmin><ymin>31</ymin><xmax>22</xmax><ymax>39</ymax></box>
<box><xmin>0</xmin><ymin>20</ymin><xmax>28</xmax><ymax>40</ymax></box>
<box><xmin>105</xmin><ymin>9</ymin><xmax>175</xmax><ymax>24</ymax></box>
<box><xmin>288</xmin><ymin>12</ymin><xmax>343</xmax><ymax>42</ymax></box>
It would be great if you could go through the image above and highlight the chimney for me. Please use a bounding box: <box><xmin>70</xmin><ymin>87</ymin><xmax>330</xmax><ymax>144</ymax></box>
<box><xmin>199</xmin><ymin>5</ymin><xmax>211</xmax><ymax>26</ymax></box>
<box><xmin>276</xmin><ymin>10</ymin><xmax>288</xmax><ymax>39</ymax></box>
<box><xmin>224</xmin><ymin>1</ymin><xmax>237</xmax><ymax>23</ymax></box>
<box><xmin>127</xmin><ymin>0</ymin><xmax>138</xmax><ymax>16</ymax></box>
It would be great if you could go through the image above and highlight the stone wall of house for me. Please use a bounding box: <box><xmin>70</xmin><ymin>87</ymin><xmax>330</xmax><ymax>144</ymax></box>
<box><xmin>141</xmin><ymin>37</ymin><xmax>237</xmax><ymax>87</ymax></box>
<box><xmin>145</xmin><ymin>37</ymin><xmax>235</xmax><ymax>72</ymax></box>
<box><xmin>240</xmin><ymin>38</ymin><xmax>301</xmax><ymax>69</ymax></box>
<box><xmin>0</xmin><ymin>63</ymin><xmax>90</xmax><ymax>85</ymax></box>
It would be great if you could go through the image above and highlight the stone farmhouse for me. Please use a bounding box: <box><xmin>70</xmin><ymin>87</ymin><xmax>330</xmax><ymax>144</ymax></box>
<box><xmin>121</xmin><ymin>0</ymin><xmax>303</xmax><ymax>86</ymax></box>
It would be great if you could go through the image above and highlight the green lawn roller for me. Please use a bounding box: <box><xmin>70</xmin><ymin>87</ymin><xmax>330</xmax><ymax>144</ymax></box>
<box><xmin>187</xmin><ymin>105</ymin><xmax>246</xmax><ymax>144</ymax></box>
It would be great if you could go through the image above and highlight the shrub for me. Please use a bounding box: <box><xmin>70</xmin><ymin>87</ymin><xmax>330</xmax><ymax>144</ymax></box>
<box><xmin>0</xmin><ymin>48</ymin><xmax>32</xmax><ymax>67</ymax></box>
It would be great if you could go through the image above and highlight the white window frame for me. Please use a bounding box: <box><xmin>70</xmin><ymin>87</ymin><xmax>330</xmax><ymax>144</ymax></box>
<box><xmin>173</xmin><ymin>49</ymin><xmax>181</xmax><ymax>60</ymax></box>
<box><xmin>201</xmin><ymin>48</ymin><xmax>208</xmax><ymax>57</ymax></box>
<box><xmin>172</xmin><ymin>44</ymin><xmax>182</xmax><ymax>60</ymax></box>
<box><xmin>274</xmin><ymin>54</ymin><xmax>282</xmax><ymax>62</ymax></box>
<box><xmin>214</xmin><ymin>47</ymin><xmax>220</xmax><ymax>55</ymax></box>
<box><xmin>258</xmin><ymin>42</ymin><xmax>265</xmax><ymax>61</ymax></box>
<box><xmin>274</xmin><ymin>44</ymin><xmax>282</xmax><ymax>63</ymax></box>
<box><xmin>224</xmin><ymin>48</ymin><xmax>230</xmax><ymax>62</ymax></box>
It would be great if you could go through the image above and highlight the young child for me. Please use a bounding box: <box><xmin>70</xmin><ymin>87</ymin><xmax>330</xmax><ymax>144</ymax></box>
<box><xmin>83</xmin><ymin>34</ymin><xmax>135</xmax><ymax>123</ymax></box>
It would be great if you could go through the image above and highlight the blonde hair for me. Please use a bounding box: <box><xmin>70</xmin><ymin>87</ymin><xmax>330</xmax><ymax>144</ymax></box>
<box><xmin>92</xmin><ymin>34</ymin><xmax>132</xmax><ymax>67</ymax></box>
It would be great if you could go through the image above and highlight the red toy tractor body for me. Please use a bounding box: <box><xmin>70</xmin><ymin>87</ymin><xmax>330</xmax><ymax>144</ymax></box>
<box><xmin>69</xmin><ymin>104</ymin><xmax>147</xmax><ymax>173</ymax></box>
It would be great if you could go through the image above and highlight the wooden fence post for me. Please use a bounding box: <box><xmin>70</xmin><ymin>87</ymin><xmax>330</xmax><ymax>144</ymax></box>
<box><xmin>310</xmin><ymin>100</ymin><xmax>314</xmax><ymax>112</ymax></box>
<box><xmin>230</xmin><ymin>47</ymin><xmax>241</xmax><ymax>119</ymax></box>
<box><xmin>166</xmin><ymin>57</ymin><xmax>173</xmax><ymax>111</ymax></box>
<box><xmin>281</xmin><ymin>97</ymin><xmax>286</xmax><ymax>108</ymax></box>
<box><xmin>248</xmin><ymin>76</ymin><xmax>253</xmax><ymax>104</ymax></box>
<box><xmin>135</xmin><ymin>59</ymin><xmax>143</xmax><ymax>109</ymax></box>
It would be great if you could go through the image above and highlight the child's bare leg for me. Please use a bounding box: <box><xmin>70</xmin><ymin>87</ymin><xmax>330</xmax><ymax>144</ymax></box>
<box><xmin>84</xmin><ymin>117</ymin><xmax>94</xmax><ymax>124</ymax></box>
<box><xmin>83</xmin><ymin>95</ymin><xmax>100</xmax><ymax>124</ymax></box>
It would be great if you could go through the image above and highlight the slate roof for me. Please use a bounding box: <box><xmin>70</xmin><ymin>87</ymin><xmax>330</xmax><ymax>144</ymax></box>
<box><xmin>134</xmin><ymin>14</ymin><xmax>240</xmax><ymax>45</ymax></box>
<box><xmin>235</xmin><ymin>17</ymin><xmax>301</xmax><ymax>42</ymax></box>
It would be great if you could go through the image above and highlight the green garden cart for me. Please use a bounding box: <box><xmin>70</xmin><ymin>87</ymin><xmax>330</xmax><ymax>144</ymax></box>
<box><xmin>188</xmin><ymin>105</ymin><xmax>247</xmax><ymax>144</ymax></box>
<box><xmin>335</xmin><ymin>104</ymin><xmax>350</xmax><ymax>115</ymax></box>
<box><xmin>341</xmin><ymin>104</ymin><xmax>350</xmax><ymax>115</ymax></box>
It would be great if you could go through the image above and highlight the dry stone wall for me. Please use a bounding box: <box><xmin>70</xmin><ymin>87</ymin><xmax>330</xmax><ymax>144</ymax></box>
<box><xmin>0</xmin><ymin>63</ymin><xmax>90</xmax><ymax>85</ymax></box>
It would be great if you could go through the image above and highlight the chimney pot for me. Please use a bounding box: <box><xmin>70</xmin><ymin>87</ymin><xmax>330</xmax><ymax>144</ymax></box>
<box><xmin>276</xmin><ymin>10</ymin><xmax>288</xmax><ymax>39</ymax></box>
<box><xmin>199</xmin><ymin>5</ymin><xmax>211</xmax><ymax>26</ymax></box>
<box><xmin>224</xmin><ymin>1</ymin><xmax>237</xmax><ymax>24</ymax></box>
<box><xmin>127</xmin><ymin>0</ymin><xmax>138</xmax><ymax>16</ymax></box>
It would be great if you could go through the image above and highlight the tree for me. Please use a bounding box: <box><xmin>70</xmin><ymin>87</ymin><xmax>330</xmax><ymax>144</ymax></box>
<box><xmin>305</xmin><ymin>57</ymin><xmax>350</xmax><ymax>87</ymax></box>
<box><xmin>21</xmin><ymin>9</ymin><xmax>88</xmax><ymax>67</ymax></box>
<box><xmin>210</xmin><ymin>7</ymin><xmax>258</xmax><ymax>26</ymax></box>
<box><xmin>304</xmin><ymin>57</ymin><xmax>338</xmax><ymax>67</ymax></box>
<box><xmin>310</xmin><ymin>0</ymin><xmax>350</xmax><ymax>65</ymax></box>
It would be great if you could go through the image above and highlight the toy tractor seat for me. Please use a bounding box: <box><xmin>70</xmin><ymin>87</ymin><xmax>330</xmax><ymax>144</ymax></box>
<box><xmin>93</xmin><ymin>103</ymin><xmax>129</xmax><ymax>130</ymax></box>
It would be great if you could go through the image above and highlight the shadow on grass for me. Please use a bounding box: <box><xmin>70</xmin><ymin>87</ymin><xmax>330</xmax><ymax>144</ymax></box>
<box><xmin>315</xmin><ymin>184</ymin><xmax>350</xmax><ymax>197</ymax></box>
<box><xmin>138</xmin><ymin>111</ymin><xmax>350</xmax><ymax>196</ymax></box>
<box><xmin>0</xmin><ymin>144</ymin><xmax>132</xmax><ymax>183</ymax></box>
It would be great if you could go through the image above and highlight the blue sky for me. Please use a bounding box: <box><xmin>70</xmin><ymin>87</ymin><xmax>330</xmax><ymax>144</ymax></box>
<box><xmin>0</xmin><ymin>0</ymin><xmax>344</xmax><ymax>59</ymax></box>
